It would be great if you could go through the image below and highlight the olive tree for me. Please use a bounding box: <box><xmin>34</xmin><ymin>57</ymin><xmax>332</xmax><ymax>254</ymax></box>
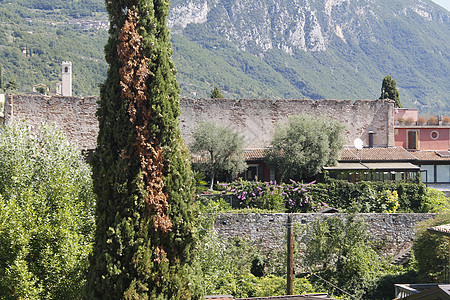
<box><xmin>0</xmin><ymin>122</ymin><xmax>95</xmax><ymax>299</ymax></box>
<box><xmin>265</xmin><ymin>114</ymin><xmax>345</xmax><ymax>182</ymax></box>
<box><xmin>190</xmin><ymin>121</ymin><xmax>247</xmax><ymax>189</ymax></box>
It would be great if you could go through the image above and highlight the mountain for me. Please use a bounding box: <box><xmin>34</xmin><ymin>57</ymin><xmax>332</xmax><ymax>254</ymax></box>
<box><xmin>0</xmin><ymin>0</ymin><xmax>449</xmax><ymax>113</ymax></box>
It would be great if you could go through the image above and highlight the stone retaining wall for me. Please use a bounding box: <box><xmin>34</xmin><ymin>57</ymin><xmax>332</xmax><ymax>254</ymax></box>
<box><xmin>213</xmin><ymin>213</ymin><xmax>435</xmax><ymax>258</ymax></box>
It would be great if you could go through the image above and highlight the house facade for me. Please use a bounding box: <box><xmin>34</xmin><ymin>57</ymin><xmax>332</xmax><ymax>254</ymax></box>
<box><xmin>394</xmin><ymin>108</ymin><xmax>450</xmax><ymax>185</ymax></box>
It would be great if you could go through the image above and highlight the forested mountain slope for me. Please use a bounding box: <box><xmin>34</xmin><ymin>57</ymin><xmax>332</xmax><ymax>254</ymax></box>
<box><xmin>0</xmin><ymin>0</ymin><xmax>448</xmax><ymax>113</ymax></box>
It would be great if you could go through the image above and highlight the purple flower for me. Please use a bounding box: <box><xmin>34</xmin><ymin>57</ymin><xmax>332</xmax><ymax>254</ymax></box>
<box><xmin>290</xmin><ymin>179</ymin><xmax>297</xmax><ymax>184</ymax></box>
<box><xmin>293</xmin><ymin>187</ymin><xmax>299</xmax><ymax>191</ymax></box>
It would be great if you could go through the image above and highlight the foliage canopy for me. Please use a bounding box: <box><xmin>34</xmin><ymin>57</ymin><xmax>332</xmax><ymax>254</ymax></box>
<box><xmin>0</xmin><ymin>122</ymin><xmax>95</xmax><ymax>299</ymax></box>
<box><xmin>265</xmin><ymin>114</ymin><xmax>345</xmax><ymax>182</ymax></box>
<box><xmin>380</xmin><ymin>75</ymin><xmax>401</xmax><ymax>108</ymax></box>
<box><xmin>413</xmin><ymin>210</ymin><xmax>450</xmax><ymax>283</ymax></box>
<box><xmin>85</xmin><ymin>1</ymin><xmax>202</xmax><ymax>298</ymax></box>
<box><xmin>301</xmin><ymin>215</ymin><xmax>382</xmax><ymax>299</ymax></box>
<box><xmin>190</xmin><ymin>121</ymin><xmax>247</xmax><ymax>189</ymax></box>
<box><xmin>210</xmin><ymin>86</ymin><xmax>224</xmax><ymax>98</ymax></box>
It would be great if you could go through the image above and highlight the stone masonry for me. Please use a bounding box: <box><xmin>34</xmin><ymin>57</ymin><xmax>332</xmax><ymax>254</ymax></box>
<box><xmin>213</xmin><ymin>213</ymin><xmax>435</xmax><ymax>259</ymax></box>
<box><xmin>4</xmin><ymin>95</ymin><xmax>395</xmax><ymax>149</ymax></box>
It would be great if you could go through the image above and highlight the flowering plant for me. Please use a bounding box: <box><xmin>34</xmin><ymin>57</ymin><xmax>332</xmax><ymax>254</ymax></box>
<box><xmin>219</xmin><ymin>179</ymin><xmax>328</xmax><ymax>212</ymax></box>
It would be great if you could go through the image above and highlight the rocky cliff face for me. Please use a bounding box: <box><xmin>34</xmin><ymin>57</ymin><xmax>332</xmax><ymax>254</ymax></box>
<box><xmin>167</xmin><ymin>0</ymin><xmax>449</xmax><ymax>112</ymax></box>
<box><xmin>169</xmin><ymin>0</ymin><xmax>447</xmax><ymax>53</ymax></box>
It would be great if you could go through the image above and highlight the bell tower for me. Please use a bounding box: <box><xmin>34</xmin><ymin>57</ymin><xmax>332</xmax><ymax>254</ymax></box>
<box><xmin>61</xmin><ymin>61</ymin><xmax>72</xmax><ymax>96</ymax></box>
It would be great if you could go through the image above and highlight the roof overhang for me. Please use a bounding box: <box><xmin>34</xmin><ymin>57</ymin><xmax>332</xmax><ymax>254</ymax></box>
<box><xmin>324</xmin><ymin>162</ymin><xmax>420</xmax><ymax>171</ymax></box>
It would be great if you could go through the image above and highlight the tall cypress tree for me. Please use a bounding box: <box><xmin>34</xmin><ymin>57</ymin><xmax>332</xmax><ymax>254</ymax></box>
<box><xmin>380</xmin><ymin>75</ymin><xmax>401</xmax><ymax>108</ymax></box>
<box><xmin>85</xmin><ymin>1</ymin><xmax>202</xmax><ymax>298</ymax></box>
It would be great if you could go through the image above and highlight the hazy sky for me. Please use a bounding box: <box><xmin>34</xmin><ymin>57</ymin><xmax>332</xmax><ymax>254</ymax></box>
<box><xmin>433</xmin><ymin>0</ymin><xmax>450</xmax><ymax>11</ymax></box>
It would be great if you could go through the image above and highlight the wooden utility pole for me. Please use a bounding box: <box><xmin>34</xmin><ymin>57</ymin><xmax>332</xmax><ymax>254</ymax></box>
<box><xmin>286</xmin><ymin>213</ymin><xmax>294</xmax><ymax>295</ymax></box>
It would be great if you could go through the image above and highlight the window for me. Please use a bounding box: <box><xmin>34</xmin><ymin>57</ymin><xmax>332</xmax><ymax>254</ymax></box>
<box><xmin>430</xmin><ymin>131</ymin><xmax>439</xmax><ymax>140</ymax></box>
<box><xmin>407</xmin><ymin>130</ymin><xmax>419</xmax><ymax>150</ymax></box>
<box><xmin>421</xmin><ymin>165</ymin><xmax>435</xmax><ymax>183</ymax></box>
<box><xmin>64</xmin><ymin>66</ymin><xmax>68</xmax><ymax>73</ymax></box>
<box><xmin>436</xmin><ymin>165</ymin><xmax>450</xmax><ymax>183</ymax></box>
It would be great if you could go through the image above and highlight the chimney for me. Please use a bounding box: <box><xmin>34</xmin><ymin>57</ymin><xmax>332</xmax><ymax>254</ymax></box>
<box><xmin>369</xmin><ymin>131</ymin><xmax>374</xmax><ymax>148</ymax></box>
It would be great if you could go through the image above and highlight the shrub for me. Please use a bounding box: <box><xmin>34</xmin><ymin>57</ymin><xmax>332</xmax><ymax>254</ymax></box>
<box><xmin>216</xmin><ymin>179</ymin><xmax>429</xmax><ymax>213</ymax></box>
<box><xmin>413</xmin><ymin>210</ymin><xmax>450</xmax><ymax>283</ymax></box>
<box><xmin>427</xmin><ymin>115</ymin><xmax>439</xmax><ymax>125</ymax></box>
<box><xmin>0</xmin><ymin>122</ymin><xmax>95</xmax><ymax>299</ymax></box>
<box><xmin>421</xmin><ymin>188</ymin><xmax>450</xmax><ymax>212</ymax></box>
<box><xmin>220</xmin><ymin>179</ymin><xmax>327</xmax><ymax>212</ymax></box>
<box><xmin>418</xmin><ymin>116</ymin><xmax>427</xmax><ymax>124</ymax></box>
<box><xmin>405</xmin><ymin>117</ymin><xmax>415</xmax><ymax>125</ymax></box>
<box><xmin>301</xmin><ymin>215</ymin><xmax>383</xmax><ymax>299</ymax></box>
<box><xmin>310</xmin><ymin>180</ymin><xmax>427</xmax><ymax>213</ymax></box>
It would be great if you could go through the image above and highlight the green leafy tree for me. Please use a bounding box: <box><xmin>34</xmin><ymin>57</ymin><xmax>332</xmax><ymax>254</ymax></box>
<box><xmin>210</xmin><ymin>86</ymin><xmax>224</xmax><ymax>98</ymax></box>
<box><xmin>0</xmin><ymin>122</ymin><xmax>95</xmax><ymax>299</ymax></box>
<box><xmin>190</xmin><ymin>121</ymin><xmax>247</xmax><ymax>189</ymax></box>
<box><xmin>413</xmin><ymin>210</ymin><xmax>450</xmax><ymax>283</ymax></box>
<box><xmin>5</xmin><ymin>78</ymin><xmax>17</xmax><ymax>91</ymax></box>
<box><xmin>36</xmin><ymin>86</ymin><xmax>46</xmax><ymax>94</ymax></box>
<box><xmin>85</xmin><ymin>1</ymin><xmax>202</xmax><ymax>299</ymax></box>
<box><xmin>380</xmin><ymin>75</ymin><xmax>401</xmax><ymax>108</ymax></box>
<box><xmin>265</xmin><ymin>114</ymin><xmax>345</xmax><ymax>182</ymax></box>
<box><xmin>301</xmin><ymin>215</ymin><xmax>382</xmax><ymax>299</ymax></box>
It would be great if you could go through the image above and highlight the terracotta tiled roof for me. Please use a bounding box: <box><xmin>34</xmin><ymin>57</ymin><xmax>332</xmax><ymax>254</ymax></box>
<box><xmin>339</xmin><ymin>147</ymin><xmax>416</xmax><ymax>162</ymax></box>
<box><xmin>427</xmin><ymin>224</ymin><xmax>450</xmax><ymax>237</ymax></box>
<box><xmin>411</xmin><ymin>151</ymin><xmax>450</xmax><ymax>162</ymax></box>
<box><xmin>244</xmin><ymin>148</ymin><xmax>267</xmax><ymax>160</ymax></box>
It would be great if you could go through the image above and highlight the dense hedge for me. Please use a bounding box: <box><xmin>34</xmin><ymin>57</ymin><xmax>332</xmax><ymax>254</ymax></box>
<box><xmin>310</xmin><ymin>180</ymin><xmax>428</xmax><ymax>213</ymax></box>
<box><xmin>218</xmin><ymin>179</ymin><xmax>436</xmax><ymax>213</ymax></box>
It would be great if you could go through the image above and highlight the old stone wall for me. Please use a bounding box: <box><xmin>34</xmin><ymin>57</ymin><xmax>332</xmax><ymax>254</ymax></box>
<box><xmin>213</xmin><ymin>213</ymin><xmax>435</xmax><ymax>258</ymax></box>
<box><xmin>4</xmin><ymin>94</ymin><xmax>98</xmax><ymax>150</ymax></box>
<box><xmin>179</xmin><ymin>98</ymin><xmax>395</xmax><ymax>148</ymax></box>
<box><xmin>4</xmin><ymin>95</ymin><xmax>394</xmax><ymax>149</ymax></box>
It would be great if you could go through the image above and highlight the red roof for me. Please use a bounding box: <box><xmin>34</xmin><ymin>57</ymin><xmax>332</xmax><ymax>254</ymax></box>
<box><xmin>339</xmin><ymin>147</ymin><xmax>416</xmax><ymax>161</ymax></box>
<box><xmin>244</xmin><ymin>148</ymin><xmax>267</xmax><ymax>160</ymax></box>
<box><xmin>411</xmin><ymin>151</ymin><xmax>450</xmax><ymax>162</ymax></box>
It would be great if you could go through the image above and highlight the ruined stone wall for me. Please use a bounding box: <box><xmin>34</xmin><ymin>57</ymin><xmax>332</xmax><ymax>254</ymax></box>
<box><xmin>4</xmin><ymin>95</ymin><xmax>394</xmax><ymax>149</ymax></box>
<box><xmin>180</xmin><ymin>98</ymin><xmax>394</xmax><ymax>148</ymax></box>
<box><xmin>213</xmin><ymin>213</ymin><xmax>435</xmax><ymax>258</ymax></box>
<box><xmin>4</xmin><ymin>94</ymin><xmax>98</xmax><ymax>150</ymax></box>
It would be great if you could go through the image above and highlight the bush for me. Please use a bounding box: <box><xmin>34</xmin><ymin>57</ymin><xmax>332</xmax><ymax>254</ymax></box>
<box><xmin>301</xmin><ymin>215</ymin><xmax>384</xmax><ymax>299</ymax></box>
<box><xmin>220</xmin><ymin>179</ymin><xmax>327</xmax><ymax>212</ymax></box>
<box><xmin>421</xmin><ymin>188</ymin><xmax>450</xmax><ymax>212</ymax></box>
<box><xmin>310</xmin><ymin>180</ymin><xmax>427</xmax><ymax>212</ymax></box>
<box><xmin>214</xmin><ymin>179</ymin><xmax>430</xmax><ymax>213</ymax></box>
<box><xmin>413</xmin><ymin>210</ymin><xmax>450</xmax><ymax>283</ymax></box>
<box><xmin>0</xmin><ymin>122</ymin><xmax>95</xmax><ymax>299</ymax></box>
